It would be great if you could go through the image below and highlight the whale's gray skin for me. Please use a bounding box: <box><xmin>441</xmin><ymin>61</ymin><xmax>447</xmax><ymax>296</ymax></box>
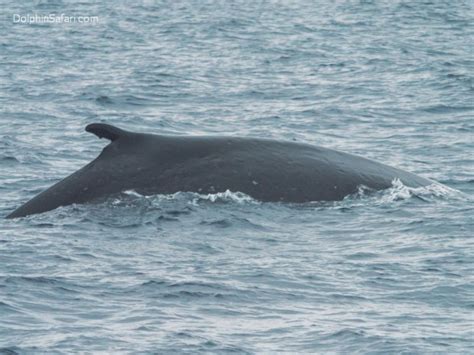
<box><xmin>7</xmin><ymin>123</ymin><xmax>432</xmax><ymax>218</ymax></box>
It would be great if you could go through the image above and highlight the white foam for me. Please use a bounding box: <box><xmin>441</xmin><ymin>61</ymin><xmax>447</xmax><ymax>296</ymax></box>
<box><xmin>189</xmin><ymin>190</ymin><xmax>258</xmax><ymax>205</ymax></box>
<box><xmin>345</xmin><ymin>178</ymin><xmax>464</xmax><ymax>205</ymax></box>
<box><xmin>119</xmin><ymin>189</ymin><xmax>258</xmax><ymax>205</ymax></box>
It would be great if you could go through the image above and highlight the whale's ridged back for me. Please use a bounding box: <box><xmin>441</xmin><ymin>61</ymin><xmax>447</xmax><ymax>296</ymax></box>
<box><xmin>6</xmin><ymin>123</ymin><xmax>433</xmax><ymax>218</ymax></box>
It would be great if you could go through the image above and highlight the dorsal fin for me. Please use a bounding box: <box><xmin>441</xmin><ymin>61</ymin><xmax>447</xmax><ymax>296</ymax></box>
<box><xmin>85</xmin><ymin>123</ymin><xmax>128</xmax><ymax>141</ymax></box>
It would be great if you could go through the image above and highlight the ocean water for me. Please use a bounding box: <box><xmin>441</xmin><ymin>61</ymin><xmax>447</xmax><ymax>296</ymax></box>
<box><xmin>1</xmin><ymin>0</ymin><xmax>473</xmax><ymax>353</ymax></box>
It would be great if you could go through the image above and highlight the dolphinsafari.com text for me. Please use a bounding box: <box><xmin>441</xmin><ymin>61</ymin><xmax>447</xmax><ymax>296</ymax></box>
<box><xmin>13</xmin><ymin>13</ymin><xmax>99</xmax><ymax>24</ymax></box>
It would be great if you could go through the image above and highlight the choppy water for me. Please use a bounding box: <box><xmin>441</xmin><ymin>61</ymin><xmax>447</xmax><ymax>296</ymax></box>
<box><xmin>1</xmin><ymin>0</ymin><xmax>473</xmax><ymax>353</ymax></box>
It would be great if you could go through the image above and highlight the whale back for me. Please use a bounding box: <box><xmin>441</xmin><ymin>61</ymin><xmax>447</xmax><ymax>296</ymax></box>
<box><xmin>6</xmin><ymin>123</ymin><xmax>432</xmax><ymax>218</ymax></box>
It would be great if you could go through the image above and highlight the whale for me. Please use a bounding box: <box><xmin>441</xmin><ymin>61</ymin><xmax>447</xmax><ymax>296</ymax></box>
<box><xmin>6</xmin><ymin>123</ymin><xmax>432</xmax><ymax>218</ymax></box>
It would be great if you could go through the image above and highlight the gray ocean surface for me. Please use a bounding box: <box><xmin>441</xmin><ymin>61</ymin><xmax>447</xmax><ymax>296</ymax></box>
<box><xmin>1</xmin><ymin>0</ymin><xmax>473</xmax><ymax>353</ymax></box>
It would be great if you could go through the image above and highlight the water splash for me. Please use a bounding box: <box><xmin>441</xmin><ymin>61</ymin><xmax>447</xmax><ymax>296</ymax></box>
<box><xmin>120</xmin><ymin>189</ymin><xmax>258</xmax><ymax>205</ymax></box>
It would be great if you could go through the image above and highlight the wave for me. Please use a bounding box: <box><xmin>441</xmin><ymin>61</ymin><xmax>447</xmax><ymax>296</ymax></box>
<box><xmin>117</xmin><ymin>180</ymin><xmax>462</xmax><ymax>209</ymax></box>
<box><xmin>119</xmin><ymin>189</ymin><xmax>259</xmax><ymax>206</ymax></box>
<box><xmin>303</xmin><ymin>179</ymin><xmax>467</xmax><ymax>213</ymax></box>
<box><xmin>350</xmin><ymin>179</ymin><xmax>463</xmax><ymax>203</ymax></box>
<box><xmin>16</xmin><ymin>180</ymin><xmax>464</xmax><ymax>224</ymax></box>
